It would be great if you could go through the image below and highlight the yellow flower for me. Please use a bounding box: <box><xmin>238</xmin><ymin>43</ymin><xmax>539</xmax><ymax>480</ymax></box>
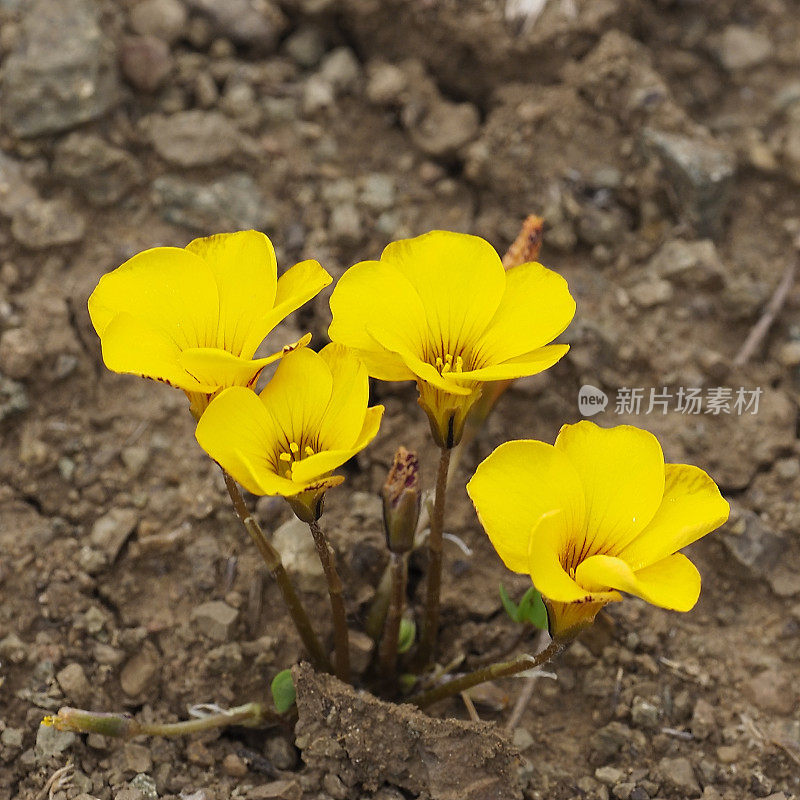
<box><xmin>195</xmin><ymin>344</ymin><xmax>384</xmax><ymax>522</ymax></box>
<box><xmin>328</xmin><ymin>230</ymin><xmax>575</xmax><ymax>448</ymax></box>
<box><xmin>88</xmin><ymin>230</ymin><xmax>332</xmax><ymax>417</ymax></box>
<box><xmin>467</xmin><ymin>421</ymin><xmax>729</xmax><ymax>640</ymax></box>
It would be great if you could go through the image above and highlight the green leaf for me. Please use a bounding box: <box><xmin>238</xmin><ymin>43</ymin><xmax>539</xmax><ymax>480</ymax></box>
<box><xmin>499</xmin><ymin>583</ymin><xmax>521</xmax><ymax>623</ymax></box>
<box><xmin>270</xmin><ymin>669</ymin><xmax>296</xmax><ymax>713</ymax></box>
<box><xmin>517</xmin><ymin>586</ymin><xmax>548</xmax><ymax>630</ymax></box>
<box><xmin>397</xmin><ymin>617</ymin><xmax>416</xmax><ymax>653</ymax></box>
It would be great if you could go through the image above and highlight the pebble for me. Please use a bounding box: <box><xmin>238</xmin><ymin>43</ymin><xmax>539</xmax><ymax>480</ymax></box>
<box><xmin>656</xmin><ymin>756</ymin><xmax>700</xmax><ymax>796</ymax></box>
<box><xmin>120</xmin><ymin>35</ymin><xmax>173</xmax><ymax>93</ymax></box>
<box><xmin>717</xmin><ymin>25</ymin><xmax>772</xmax><ymax>71</ymax></box>
<box><xmin>630</xmin><ymin>696</ymin><xmax>660</xmax><ymax>729</ymax></box>
<box><xmin>329</xmin><ymin>202</ymin><xmax>362</xmax><ymax>245</ymax></box>
<box><xmin>578</xmin><ymin>204</ymin><xmax>629</xmax><ymax>246</ymax></box>
<box><xmin>56</xmin><ymin>662</ymin><xmax>92</xmax><ymax>705</ymax></box>
<box><xmin>272</xmin><ymin>516</ymin><xmax>325</xmax><ymax>592</ymax></box>
<box><xmin>247</xmin><ymin>779</ymin><xmax>302</xmax><ymax>800</ymax></box>
<box><xmin>302</xmin><ymin>74</ymin><xmax>335</xmax><ymax>114</ymax></box>
<box><xmin>629</xmin><ymin>278</ymin><xmax>673</xmax><ymax>308</ymax></box>
<box><xmin>721</xmin><ymin>508</ymin><xmax>786</xmax><ymax>580</ymax></box>
<box><xmin>119</xmin><ymin>743</ymin><xmax>153</xmax><ymax>774</ymax></box>
<box><xmin>90</xmin><ymin>508</ymin><xmax>138</xmax><ymax>562</ymax></box>
<box><xmin>222</xmin><ymin>752</ymin><xmax>248</xmax><ymax>777</ymax></box>
<box><xmin>0</xmin><ymin>375</ymin><xmax>29</xmax><ymax>422</ymax></box>
<box><xmin>120</xmin><ymin>646</ymin><xmax>159</xmax><ymax>696</ymax></box>
<box><xmin>690</xmin><ymin>698</ymin><xmax>716</xmax><ymax>740</ymax></box>
<box><xmin>649</xmin><ymin>239</ymin><xmax>726</xmax><ymax>288</ymax></box>
<box><xmin>408</xmin><ymin>100</ymin><xmax>481</xmax><ymax>158</ymax></box>
<box><xmin>148</xmin><ymin>110</ymin><xmax>240</xmax><ymax>166</ymax></box>
<box><xmin>348</xmin><ymin>629</ymin><xmax>374</xmax><ymax>676</ymax></box>
<box><xmin>0</xmin><ymin>152</ymin><xmax>39</xmax><ymax>218</ymax></box>
<box><xmin>284</xmin><ymin>26</ymin><xmax>326</xmax><ymax>68</ymax></box>
<box><xmin>129</xmin><ymin>0</ymin><xmax>187</xmax><ymax>43</ymax></box>
<box><xmin>0</xmin><ymin>328</ymin><xmax>38</xmax><ymax>380</ymax></box>
<box><xmin>185</xmin><ymin>0</ymin><xmax>287</xmax><ymax>51</ymax></box>
<box><xmin>778</xmin><ymin>340</ymin><xmax>800</xmax><ymax>367</ymax></box>
<box><xmin>186</xmin><ymin>738</ymin><xmax>214</xmax><ymax>766</ymax></box>
<box><xmin>1</xmin><ymin>728</ymin><xmax>23</xmax><ymax>748</ymax></box>
<box><xmin>1</xmin><ymin>0</ymin><xmax>119</xmax><ymax>136</ymax></box>
<box><xmin>10</xmin><ymin>198</ymin><xmax>86</xmax><ymax>249</ymax></box>
<box><xmin>130</xmin><ymin>773</ymin><xmax>158</xmax><ymax>800</ymax></box>
<box><xmin>366</xmin><ymin>62</ymin><xmax>406</xmax><ymax>105</ymax></box>
<box><xmin>319</xmin><ymin>47</ymin><xmax>361</xmax><ymax>94</ymax></box>
<box><xmin>264</xmin><ymin>735</ymin><xmax>298</xmax><ymax>771</ymax></box>
<box><xmin>35</xmin><ymin>723</ymin><xmax>76</xmax><ymax>762</ymax></box>
<box><xmin>745</xmin><ymin>668</ymin><xmax>796</xmax><ymax>715</ymax></box>
<box><xmin>590</xmin><ymin>722</ymin><xmax>644</xmax><ymax>764</ymax></box>
<box><xmin>595</xmin><ymin>766</ymin><xmax>625</xmax><ymax>786</ymax></box>
<box><xmin>191</xmin><ymin>600</ymin><xmax>239</xmax><ymax>641</ymax></box>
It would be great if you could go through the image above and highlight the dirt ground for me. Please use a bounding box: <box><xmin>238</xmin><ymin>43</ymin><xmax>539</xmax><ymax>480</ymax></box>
<box><xmin>1</xmin><ymin>0</ymin><xmax>799</xmax><ymax>798</ymax></box>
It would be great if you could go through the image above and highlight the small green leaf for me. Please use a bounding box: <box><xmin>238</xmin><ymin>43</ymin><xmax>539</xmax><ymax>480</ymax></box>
<box><xmin>270</xmin><ymin>669</ymin><xmax>296</xmax><ymax>713</ymax></box>
<box><xmin>397</xmin><ymin>617</ymin><xmax>416</xmax><ymax>653</ymax></box>
<box><xmin>499</xmin><ymin>583</ymin><xmax>521</xmax><ymax>623</ymax></box>
<box><xmin>517</xmin><ymin>586</ymin><xmax>548</xmax><ymax>630</ymax></box>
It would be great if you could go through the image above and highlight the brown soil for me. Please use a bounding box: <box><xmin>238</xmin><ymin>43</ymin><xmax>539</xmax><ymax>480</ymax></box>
<box><xmin>1</xmin><ymin>1</ymin><xmax>799</xmax><ymax>799</ymax></box>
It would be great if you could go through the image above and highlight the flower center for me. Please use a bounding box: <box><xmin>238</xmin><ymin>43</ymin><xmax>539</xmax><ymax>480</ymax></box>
<box><xmin>434</xmin><ymin>353</ymin><xmax>464</xmax><ymax>375</ymax></box>
<box><xmin>277</xmin><ymin>440</ymin><xmax>316</xmax><ymax>478</ymax></box>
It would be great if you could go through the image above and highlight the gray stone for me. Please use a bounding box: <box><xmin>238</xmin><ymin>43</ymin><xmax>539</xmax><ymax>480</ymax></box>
<box><xmin>11</xmin><ymin>198</ymin><xmax>86</xmax><ymax>249</ymax></box>
<box><xmin>366</xmin><ymin>62</ymin><xmax>407</xmax><ymax>106</ymax></box>
<box><xmin>589</xmin><ymin>722</ymin><xmax>645</xmax><ymax>765</ymax></box>
<box><xmin>272</xmin><ymin>516</ymin><xmax>325</xmax><ymax>592</ymax></box>
<box><xmin>649</xmin><ymin>238</ymin><xmax>727</xmax><ymax>288</ymax></box>
<box><xmin>56</xmin><ymin>662</ymin><xmax>92</xmax><ymax>705</ymax></box>
<box><xmin>0</xmin><ymin>328</ymin><xmax>38</xmax><ymax>380</ymax></box>
<box><xmin>746</xmin><ymin>669</ymin><xmax>796</xmax><ymax>715</ymax></box>
<box><xmin>329</xmin><ymin>202</ymin><xmax>362</xmax><ymax>245</ymax></box>
<box><xmin>691</xmin><ymin>698</ymin><xmax>716</xmax><ymax>740</ymax></box>
<box><xmin>302</xmin><ymin>74</ymin><xmax>335</xmax><ymax>114</ymax></box>
<box><xmin>153</xmin><ymin>172</ymin><xmax>272</xmax><ymax>231</ymax></box>
<box><xmin>718</xmin><ymin>25</ymin><xmax>772</xmax><ymax>71</ymax></box>
<box><xmin>0</xmin><ymin>152</ymin><xmax>38</xmax><ymax>218</ymax></box>
<box><xmin>784</xmin><ymin>110</ymin><xmax>800</xmax><ymax>185</ymax></box>
<box><xmin>319</xmin><ymin>47</ymin><xmax>362</xmax><ymax>94</ymax></box>
<box><xmin>191</xmin><ymin>600</ymin><xmax>239</xmax><ymax>641</ymax></box>
<box><xmin>284</xmin><ymin>26</ymin><xmax>326</xmax><ymax>68</ymax></box>
<box><xmin>120</xmin><ymin>35</ymin><xmax>173</xmax><ymax>93</ymax></box>
<box><xmin>778</xmin><ymin>341</ymin><xmax>800</xmax><ymax>367</ymax></box>
<box><xmin>148</xmin><ymin>110</ymin><xmax>239</xmax><ymax>166</ymax></box>
<box><xmin>2</xmin><ymin>0</ymin><xmax>119</xmax><ymax>137</ymax></box>
<box><xmin>90</xmin><ymin>508</ymin><xmax>138</xmax><ymax>562</ymax></box>
<box><xmin>130</xmin><ymin>0</ymin><xmax>188</xmax><ymax>44</ymax></box>
<box><xmin>630</xmin><ymin>696</ymin><xmax>660</xmax><ymax>729</ymax></box>
<box><xmin>120</xmin><ymin>645</ymin><xmax>159</xmax><ymax>696</ymax></box>
<box><xmin>721</xmin><ymin>508</ymin><xmax>786</xmax><ymax>579</ymax></box>
<box><xmin>35</xmin><ymin>723</ymin><xmax>76</xmax><ymax>761</ymax></box>
<box><xmin>360</xmin><ymin>174</ymin><xmax>396</xmax><ymax>211</ymax></box>
<box><xmin>630</xmin><ymin>277</ymin><xmax>673</xmax><ymax>308</ymax></box>
<box><xmin>130</xmin><ymin>773</ymin><xmax>158</xmax><ymax>800</ymax></box>
<box><xmin>642</xmin><ymin>129</ymin><xmax>735</xmax><ymax>236</ymax></box>
<box><xmin>409</xmin><ymin>99</ymin><xmax>481</xmax><ymax>158</ymax></box>
<box><xmin>53</xmin><ymin>134</ymin><xmax>144</xmax><ymax>207</ymax></box>
<box><xmin>656</xmin><ymin>756</ymin><xmax>700</xmax><ymax>796</ymax></box>
<box><xmin>595</xmin><ymin>766</ymin><xmax>625</xmax><ymax>786</ymax></box>
<box><xmin>578</xmin><ymin>204</ymin><xmax>629</xmax><ymax>246</ymax></box>
<box><xmin>264</xmin><ymin>735</ymin><xmax>298</xmax><ymax>771</ymax></box>
<box><xmin>185</xmin><ymin>0</ymin><xmax>287</xmax><ymax>50</ymax></box>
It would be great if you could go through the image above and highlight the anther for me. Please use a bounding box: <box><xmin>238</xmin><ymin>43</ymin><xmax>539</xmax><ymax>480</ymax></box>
<box><xmin>289</xmin><ymin>442</ymin><xmax>299</xmax><ymax>454</ymax></box>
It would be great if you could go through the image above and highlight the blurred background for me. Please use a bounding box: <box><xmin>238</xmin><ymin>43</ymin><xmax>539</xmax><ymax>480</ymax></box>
<box><xmin>0</xmin><ymin>0</ymin><xmax>798</xmax><ymax>798</ymax></box>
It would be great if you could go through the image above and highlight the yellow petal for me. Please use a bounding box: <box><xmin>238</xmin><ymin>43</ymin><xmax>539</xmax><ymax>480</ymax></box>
<box><xmin>100</xmin><ymin>313</ymin><xmax>209</xmax><ymax>392</ymax></box>
<box><xmin>467</xmin><ymin>440</ymin><xmax>586</xmax><ymax>573</ymax></box>
<box><xmin>186</xmin><ymin>231</ymin><xmax>278</xmax><ymax>358</ymax></box>
<box><xmin>471</xmin><ymin>261</ymin><xmax>575</xmax><ymax>366</ymax></box>
<box><xmin>380</xmin><ymin>231</ymin><xmax>506</xmax><ymax>355</ymax></box>
<box><xmin>291</xmin><ymin>405</ymin><xmax>384</xmax><ymax>485</ymax></box>
<box><xmin>328</xmin><ymin>259</ymin><xmax>428</xmax><ymax>375</ymax></box>
<box><xmin>527</xmin><ymin>512</ymin><xmax>618</xmax><ymax>603</ymax></box>
<box><xmin>195</xmin><ymin>386</ymin><xmax>290</xmax><ymax>496</ymax></box>
<box><xmin>344</xmin><ymin>347</ymin><xmax>417</xmax><ymax>382</ymax></box>
<box><xmin>251</xmin><ymin>259</ymin><xmax>333</xmax><ymax>353</ymax></box>
<box><xmin>316</xmin><ymin>343</ymin><xmax>369</xmax><ymax>449</ymax></box>
<box><xmin>459</xmin><ymin>344</ymin><xmax>570</xmax><ymax>381</ymax></box>
<box><xmin>258</xmin><ymin>347</ymin><xmax>332</xmax><ymax>445</ymax></box>
<box><xmin>88</xmin><ymin>246</ymin><xmax>218</xmax><ymax>350</ymax></box>
<box><xmin>554</xmin><ymin>422</ymin><xmax>665</xmax><ymax>557</ymax></box>
<box><xmin>575</xmin><ymin>553</ymin><xmax>701</xmax><ymax>612</ymax></box>
<box><xmin>619</xmin><ymin>464</ymin><xmax>730</xmax><ymax>571</ymax></box>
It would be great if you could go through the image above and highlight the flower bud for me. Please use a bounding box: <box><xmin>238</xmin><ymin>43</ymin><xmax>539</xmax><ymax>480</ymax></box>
<box><xmin>381</xmin><ymin>447</ymin><xmax>421</xmax><ymax>553</ymax></box>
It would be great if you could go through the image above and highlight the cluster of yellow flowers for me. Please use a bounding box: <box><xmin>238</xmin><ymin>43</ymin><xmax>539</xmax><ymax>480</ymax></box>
<box><xmin>89</xmin><ymin>228</ymin><xmax>729</xmax><ymax>646</ymax></box>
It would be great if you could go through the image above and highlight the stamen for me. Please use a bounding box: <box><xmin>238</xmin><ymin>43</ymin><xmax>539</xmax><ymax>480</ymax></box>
<box><xmin>435</xmin><ymin>356</ymin><xmax>444</xmax><ymax>371</ymax></box>
<box><xmin>279</xmin><ymin>452</ymin><xmax>292</xmax><ymax>462</ymax></box>
<box><xmin>455</xmin><ymin>355</ymin><xmax>463</xmax><ymax>372</ymax></box>
<box><xmin>289</xmin><ymin>442</ymin><xmax>300</xmax><ymax>454</ymax></box>
<box><xmin>304</xmin><ymin>445</ymin><xmax>315</xmax><ymax>457</ymax></box>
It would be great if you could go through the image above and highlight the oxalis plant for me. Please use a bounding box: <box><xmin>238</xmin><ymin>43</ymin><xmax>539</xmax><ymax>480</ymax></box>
<box><xmin>43</xmin><ymin>223</ymin><xmax>730</xmax><ymax>743</ymax></box>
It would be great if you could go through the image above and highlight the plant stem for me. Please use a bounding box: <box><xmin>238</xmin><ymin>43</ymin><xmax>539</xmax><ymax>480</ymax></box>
<box><xmin>44</xmin><ymin>702</ymin><xmax>272</xmax><ymax>739</ymax></box>
<box><xmin>222</xmin><ymin>471</ymin><xmax>331</xmax><ymax>674</ymax></box>
<box><xmin>308</xmin><ymin>519</ymin><xmax>350</xmax><ymax>683</ymax></box>
<box><xmin>416</xmin><ymin>446</ymin><xmax>452</xmax><ymax>667</ymax></box>
<box><xmin>410</xmin><ymin>639</ymin><xmax>564</xmax><ymax>709</ymax></box>
<box><xmin>379</xmin><ymin>552</ymin><xmax>407</xmax><ymax>682</ymax></box>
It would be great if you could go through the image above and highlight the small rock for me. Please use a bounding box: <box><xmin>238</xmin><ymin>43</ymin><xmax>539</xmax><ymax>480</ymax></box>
<box><xmin>630</xmin><ymin>696</ymin><xmax>660</xmax><ymax>729</ymax></box>
<box><xmin>767</xmin><ymin>565</ymin><xmax>800</xmax><ymax>597</ymax></box>
<box><xmin>1</xmin><ymin>728</ymin><xmax>24</xmax><ymax>748</ymax></box>
<box><xmin>120</xmin><ymin>35</ymin><xmax>173</xmax><ymax>93</ymax></box>
<box><xmin>263</xmin><ymin>736</ymin><xmax>297</xmax><ymax>771</ymax></box>
<box><xmin>329</xmin><ymin>202</ymin><xmax>362</xmax><ymax>245</ymax></box>
<box><xmin>148</xmin><ymin>110</ymin><xmax>239</xmax><ymax>166</ymax></box>
<box><xmin>590</xmin><ymin>722</ymin><xmax>643</xmax><ymax>764</ymax></box>
<box><xmin>649</xmin><ymin>239</ymin><xmax>726</xmax><ymax>288</ymax></box>
<box><xmin>222</xmin><ymin>752</ymin><xmax>248</xmax><ymax>777</ymax></box>
<box><xmin>11</xmin><ymin>198</ymin><xmax>86</xmax><ymax>249</ymax></box>
<box><xmin>130</xmin><ymin>0</ymin><xmax>187</xmax><ymax>43</ymax></box>
<box><xmin>35</xmin><ymin>723</ymin><xmax>76</xmax><ymax>761</ymax></box>
<box><xmin>56</xmin><ymin>663</ymin><xmax>91</xmax><ymax>705</ymax></box>
<box><xmin>578</xmin><ymin>204</ymin><xmax>629</xmax><ymax>246</ymax></box>
<box><xmin>302</xmin><ymin>74</ymin><xmax>335</xmax><ymax>114</ymax></box>
<box><xmin>0</xmin><ymin>375</ymin><xmax>29</xmax><ymax>422</ymax></box>
<box><xmin>185</xmin><ymin>0</ymin><xmax>287</xmax><ymax>51</ymax></box>
<box><xmin>0</xmin><ymin>152</ymin><xmax>39</xmax><ymax>218</ymax></box>
<box><xmin>191</xmin><ymin>600</ymin><xmax>239</xmax><ymax>641</ymax></box>
<box><xmin>120</xmin><ymin>645</ymin><xmax>159</xmax><ymax>696</ymax></box>
<box><xmin>745</xmin><ymin>668</ymin><xmax>796</xmax><ymax>715</ymax></box>
<box><xmin>717</xmin><ymin>25</ymin><xmax>772</xmax><ymax>71</ymax></box>
<box><xmin>642</xmin><ymin>129</ymin><xmax>735</xmax><ymax>236</ymax></box>
<box><xmin>348</xmin><ymin>629</ymin><xmax>373</xmax><ymax>676</ymax></box>
<box><xmin>90</xmin><ymin>508</ymin><xmax>138</xmax><ymax>562</ymax></box>
<box><xmin>360</xmin><ymin>173</ymin><xmax>396</xmax><ymax>211</ymax></box>
<box><xmin>630</xmin><ymin>278</ymin><xmax>673</xmax><ymax>308</ymax></box>
<box><xmin>319</xmin><ymin>47</ymin><xmax>361</xmax><ymax>94</ymax></box>
<box><xmin>657</xmin><ymin>757</ymin><xmax>700</xmax><ymax>797</ymax></box>
<box><xmin>778</xmin><ymin>341</ymin><xmax>800</xmax><ymax>367</ymax></box>
<box><xmin>153</xmin><ymin>172</ymin><xmax>271</xmax><ymax>232</ymax></box>
<box><xmin>366</xmin><ymin>62</ymin><xmax>406</xmax><ymax>105</ymax></box>
<box><xmin>284</xmin><ymin>26</ymin><xmax>325</xmax><ymax>68</ymax></box>
<box><xmin>272</xmin><ymin>517</ymin><xmax>324</xmax><ymax>592</ymax></box>
<box><xmin>53</xmin><ymin>133</ymin><xmax>144</xmax><ymax>207</ymax></box>
<box><xmin>511</xmin><ymin>727</ymin><xmax>534</xmax><ymax>750</ymax></box>
<box><xmin>409</xmin><ymin>100</ymin><xmax>481</xmax><ymax>158</ymax></box>
<box><xmin>322</xmin><ymin>773</ymin><xmax>348</xmax><ymax>800</ymax></box>
<box><xmin>248</xmin><ymin>779</ymin><xmax>302</xmax><ymax>800</ymax></box>
<box><xmin>186</xmin><ymin>738</ymin><xmax>214</xmax><ymax>766</ymax></box>
<box><xmin>595</xmin><ymin>766</ymin><xmax>624</xmax><ymax>786</ymax></box>
<box><xmin>130</xmin><ymin>773</ymin><xmax>158</xmax><ymax>800</ymax></box>
<box><xmin>0</xmin><ymin>328</ymin><xmax>38</xmax><ymax>380</ymax></box>
<box><xmin>690</xmin><ymin>698</ymin><xmax>716</xmax><ymax>740</ymax></box>
<box><xmin>721</xmin><ymin>508</ymin><xmax>786</xmax><ymax>580</ymax></box>
<box><xmin>120</xmin><ymin>743</ymin><xmax>153</xmax><ymax>774</ymax></box>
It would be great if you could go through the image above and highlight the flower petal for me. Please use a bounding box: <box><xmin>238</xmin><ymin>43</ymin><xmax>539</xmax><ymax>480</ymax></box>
<box><xmin>258</xmin><ymin>347</ymin><xmax>333</xmax><ymax>446</ymax></box>
<box><xmin>471</xmin><ymin>261</ymin><xmax>576</xmax><ymax>366</ymax></box>
<box><xmin>459</xmin><ymin>344</ymin><xmax>570</xmax><ymax>382</ymax></box>
<box><xmin>575</xmin><ymin>553</ymin><xmax>701</xmax><ymax>611</ymax></box>
<box><xmin>186</xmin><ymin>231</ymin><xmax>278</xmax><ymax>358</ymax></box>
<box><xmin>467</xmin><ymin>440</ymin><xmax>586</xmax><ymax>573</ymax></box>
<box><xmin>380</xmin><ymin>231</ymin><xmax>506</xmax><ymax>355</ymax></box>
<box><xmin>618</xmin><ymin>464</ymin><xmax>729</xmax><ymax>571</ymax></box>
<box><xmin>316</xmin><ymin>343</ymin><xmax>369</xmax><ymax>449</ymax></box>
<box><xmin>88</xmin><ymin>246</ymin><xmax>218</xmax><ymax>350</ymax></box>
<box><xmin>195</xmin><ymin>386</ymin><xmax>289</xmax><ymax>496</ymax></box>
<box><xmin>291</xmin><ymin>405</ymin><xmax>384</xmax><ymax>485</ymax></box>
<box><xmin>554</xmin><ymin>422</ymin><xmax>665</xmax><ymax>558</ymax></box>
<box><xmin>99</xmin><ymin>313</ymin><xmax>209</xmax><ymax>391</ymax></box>
<box><xmin>328</xmin><ymin>259</ymin><xmax>428</xmax><ymax>377</ymax></box>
